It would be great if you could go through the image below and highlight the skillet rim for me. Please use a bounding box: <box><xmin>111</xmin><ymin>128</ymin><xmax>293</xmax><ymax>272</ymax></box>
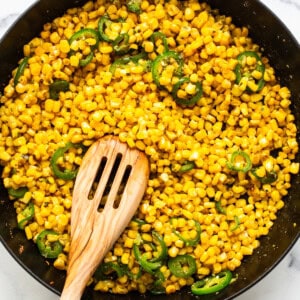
<box><xmin>0</xmin><ymin>0</ymin><xmax>300</xmax><ymax>299</ymax></box>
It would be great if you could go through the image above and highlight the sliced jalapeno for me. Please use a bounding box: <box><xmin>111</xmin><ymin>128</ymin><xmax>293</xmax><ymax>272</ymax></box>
<box><xmin>112</xmin><ymin>33</ymin><xmax>130</xmax><ymax>54</ymax></box>
<box><xmin>150</xmin><ymin>31</ymin><xmax>169</xmax><ymax>53</ymax></box>
<box><xmin>94</xmin><ymin>261</ymin><xmax>126</xmax><ymax>280</ymax></box>
<box><xmin>7</xmin><ymin>186</ymin><xmax>28</xmax><ymax>199</ymax></box>
<box><xmin>178</xmin><ymin>161</ymin><xmax>196</xmax><ymax>173</ymax></box>
<box><xmin>191</xmin><ymin>270</ymin><xmax>232</xmax><ymax>295</ymax></box>
<box><xmin>150</xmin><ymin>270</ymin><xmax>166</xmax><ymax>294</ymax></box>
<box><xmin>227</xmin><ymin>150</ymin><xmax>252</xmax><ymax>173</ymax></box>
<box><xmin>49</xmin><ymin>80</ymin><xmax>69</xmax><ymax>100</ymax></box>
<box><xmin>14</xmin><ymin>57</ymin><xmax>29</xmax><ymax>87</ymax></box>
<box><xmin>215</xmin><ymin>201</ymin><xmax>226</xmax><ymax>214</ymax></box>
<box><xmin>109</xmin><ymin>51</ymin><xmax>148</xmax><ymax>74</ymax></box>
<box><xmin>18</xmin><ymin>202</ymin><xmax>34</xmax><ymax>230</ymax></box>
<box><xmin>126</xmin><ymin>0</ymin><xmax>142</xmax><ymax>14</ymax></box>
<box><xmin>251</xmin><ymin>168</ymin><xmax>277</xmax><ymax>184</ymax></box>
<box><xmin>230</xmin><ymin>215</ymin><xmax>240</xmax><ymax>232</ymax></box>
<box><xmin>69</xmin><ymin>28</ymin><xmax>100</xmax><ymax>67</ymax></box>
<box><xmin>133</xmin><ymin>231</ymin><xmax>166</xmax><ymax>274</ymax></box>
<box><xmin>36</xmin><ymin>230</ymin><xmax>63</xmax><ymax>259</ymax></box>
<box><xmin>234</xmin><ymin>51</ymin><xmax>265</xmax><ymax>93</ymax></box>
<box><xmin>132</xmin><ymin>218</ymin><xmax>147</xmax><ymax>226</ymax></box>
<box><xmin>133</xmin><ymin>243</ymin><xmax>161</xmax><ymax>274</ymax></box>
<box><xmin>151</xmin><ymin>51</ymin><xmax>183</xmax><ymax>89</ymax></box>
<box><xmin>149</xmin><ymin>231</ymin><xmax>168</xmax><ymax>263</ymax></box>
<box><xmin>172</xmin><ymin>77</ymin><xmax>202</xmax><ymax>106</ymax></box>
<box><xmin>50</xmin><ymin>142</ymin><xmax>85</xmax><ymax>180</ymax></box>
<box><xmin>171</xmin><ymin>219</ymin><xmax>201</xmax><ymax>247</ymax></box>
<box><xmin>168</xmin><ymin>254</ymin><xmax>196</xmax><ymax>278</ymax></box>
<box><xmin>98</xmin><ymin>16</ymin><xmax>118</xmax><ymax>43</ymax></box>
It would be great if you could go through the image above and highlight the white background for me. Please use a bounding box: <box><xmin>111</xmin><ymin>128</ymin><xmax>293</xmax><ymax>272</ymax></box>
<box><xmin>0</xmin><ymin>0</ymin><xmax>300</xmax><ymax>299</ymax></box>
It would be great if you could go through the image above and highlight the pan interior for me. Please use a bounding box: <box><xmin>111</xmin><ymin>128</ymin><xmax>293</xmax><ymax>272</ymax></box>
<box><xmin>0</xmin><ymin>1</ymin><xmax>300</xmax><ymax>299</ymax></box>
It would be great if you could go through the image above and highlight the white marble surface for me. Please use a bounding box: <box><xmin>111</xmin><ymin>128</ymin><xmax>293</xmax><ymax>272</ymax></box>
<box><xmin>0</xmin><ymin>0</ymin><xmax>300</xmax><ymax>299</ymax></box>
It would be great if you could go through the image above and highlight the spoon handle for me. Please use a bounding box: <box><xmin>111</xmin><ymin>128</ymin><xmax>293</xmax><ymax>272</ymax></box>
<box><xmin>60</xmin><ymin>216</ymin><xmax>111</xmax><ymax>300</ymax></box>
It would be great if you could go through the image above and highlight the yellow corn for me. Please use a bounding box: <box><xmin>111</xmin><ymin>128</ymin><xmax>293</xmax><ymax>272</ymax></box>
<box><xmin>0</xmin><ymin>0</ymin><xmax>298</xmax><ymax>296</ymax></box>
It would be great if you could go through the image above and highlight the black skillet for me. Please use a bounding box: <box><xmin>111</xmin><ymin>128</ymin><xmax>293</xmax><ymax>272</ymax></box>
<box><xmin>0</xmin><ymin>0</ymin><xmax>300</xmax><ymax>299</ymax></box>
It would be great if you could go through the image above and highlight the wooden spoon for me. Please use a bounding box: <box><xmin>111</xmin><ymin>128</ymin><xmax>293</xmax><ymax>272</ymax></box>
<box><xmin>60</xmin><ymin>136</ymin><xmax>149</xmax><ymax>300</ymax></box>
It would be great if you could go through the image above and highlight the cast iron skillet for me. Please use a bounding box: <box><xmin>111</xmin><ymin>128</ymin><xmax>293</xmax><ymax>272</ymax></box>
<box><xmin>0</xmin><ymin>0</ymin><xmax>300</xmax><ymax>299</ymax></box>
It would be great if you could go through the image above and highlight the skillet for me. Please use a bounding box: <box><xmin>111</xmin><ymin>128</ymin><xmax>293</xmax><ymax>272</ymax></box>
<box><xmin>0</xmin><ymin>0</ymin><xmax>300</xmax><ymax>299</ymax></box>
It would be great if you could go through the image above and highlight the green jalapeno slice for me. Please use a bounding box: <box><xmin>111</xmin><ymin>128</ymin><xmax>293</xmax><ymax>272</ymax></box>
<box><xmin>149</xmin><ymin>231</ymin><xmax>168</xmax><ymax>263</ymax></box>
<box><xmin>230</xmin><ymin>215</ymin><xmax>240</xmax><ymax>232</ymax></box>
<box><xmin>98</xmin><ymin>16</ymin><xmax>117</xmax><ymax>43</ymax></box>
<box><xmin>179</xmin><ymin>161</ymin><xmax>195</xmax><ymax>173</ymax></box>
<box><xmin>94</xmin><ymin>261</ymin><xmax>127</xmax><ymax>280</ymax></box>
<box><xmin>14</xmin><ymin>57</ymin><xmax>29</xmax><ymax>87</ymax></box>
<box><xmin>69</xmin><ymin>28</ymin><xmax>100</xmax><ymax>67</ymax></box>
<box><xmin>7</xmin><ymin>186</ymin><xmax>28</xmax><ymax>199</ymax></box>
<box><xmin>227</xmin><ymin>150</ymin><xmax>252</xmax><ymax>173</ymax></box>
<box><xmin>112</xmin><ymin>33</ymin><xmax>130</xmax><ymax>54</ymax></box>
<box><xmin>49</xmin><ymin>80</ymin><xmax>69</xmax><ymax>100</ymax></box>
<box><xmin>151</xmin><ymin>51</ymin><xmax>183</xmax><ymax>89</ymax></box>
<box><xmin>109</xmin><ymin>51</ymin><xmax>148</xmax><ymax>74</ymax></box>
<box><xmin>132</xmin><ymin>218</ymin><xmax>147</xmax><ymax>226</ymax></box>
<box><xmin>133</xmin><ymin>231</ymin><xmax>166</xmax><ymax>274</ymax></box>
<box><xmin>234</xmin><ymin>50</ymin><xmax>265</xmax><ymax>92</ymax></box>
<box><xmin>215</xmin><ymin>201</ymin><xmax>226</xmax><ymax>214</ymax></box>
<box><xmin>36</xmin><ymin>230</ymin><xmax>63</xmax><ymax>259</ymax></box>
<box><xmin>168</xmin><ymin>254</ymin><xmax>196</xmax><ymax>278</ymax></box>
<box><xmin>150</xmin><ymin>270</ymin><xmax>166</xmax><ymax>294</ymax></box>
<box><xmin>50</xmin><ymin>142</ymin><xmax>85</xmax><ymax>180</ymax></box>
<box><xmin>133</xmin><ymin>244</ymin><xmax>161</xmax><ymax>274</ymax></box>
<box><xmin>18</xmin><ymin>202</ymin><xmax>35</xmax><ymax>230</ymax></box>
<box><xmin>191</xmin><ymin>270</ymin><xmax>232</xmax><ymax>295</ymax></box>
<box><xmin>251</xmin><ymin>168</ymin><xmax>277</xmax><ymax>184</ymax></box>
<box><xmin>150</xmin><ymin>31</ymin><xmax>169</xmax><ymax>53</ymax></box>
<box><xmin>172</xmin><ymin>77</ymin><xmax>203</xmax><ymax>106</ymax></box>
<box><xmin>171</xmin><ymin>219</ymin><xmax>201</xmax><ymax>247</ymax></box>
<box><xmin>172</xmin><ymin>77</ymin><xmax>202</xmax><ymax>106</ymax></box>
<box><xmin>126</xmin><ymin>0</ymin><xmax>142</xmax><ymax>14</ymax></box>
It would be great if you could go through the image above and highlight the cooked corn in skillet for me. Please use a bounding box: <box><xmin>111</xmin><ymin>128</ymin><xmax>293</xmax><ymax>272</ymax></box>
<box><xmin>0</xmin><ymin>0</ymin><xmax>299</xmax><ymax>295</ymax></box>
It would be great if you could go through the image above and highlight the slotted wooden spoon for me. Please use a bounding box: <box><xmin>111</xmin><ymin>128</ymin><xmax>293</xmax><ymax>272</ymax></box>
<box><xmin>60</xmin><ymin>136</ymin><xmax>149</xmax><ymax>300</ymax></box>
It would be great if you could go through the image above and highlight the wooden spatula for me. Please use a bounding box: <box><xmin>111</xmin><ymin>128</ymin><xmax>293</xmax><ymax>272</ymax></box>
<box><xmin>60</xmin><ymin>136</ymin><xmax>149</xmax><ymax>300</ymax></box>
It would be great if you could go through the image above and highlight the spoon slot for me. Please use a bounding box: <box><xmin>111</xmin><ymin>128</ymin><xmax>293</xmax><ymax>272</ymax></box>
<box><xmin>113</xmin><ymin>164</ymin><xmax>132</xmax><ymax>209</ymax></box>
<box><xmin>89</xmin><ymin>152</ymin><xmax>127</xmax><ymax>212</ymax></box>
<box><xmin>102</xmin><ymin>152</ymin><xmax>122</xmax><ymax>198</ymax></box>
<box><xmin>88</xmin><ymin>156</ymin><xmax>107</xmax><ymax>200</ymax></box>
